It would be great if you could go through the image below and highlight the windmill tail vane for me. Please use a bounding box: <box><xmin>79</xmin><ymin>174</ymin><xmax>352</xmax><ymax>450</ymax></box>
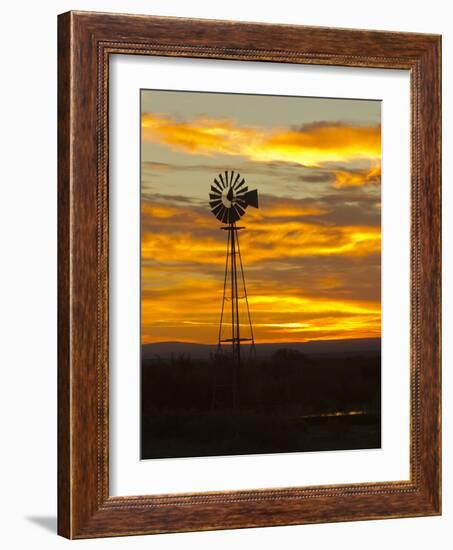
<box><xmin>209</xmin><ymin>171</ymin><xmax>259</xmax><ymax>363</ymax></box>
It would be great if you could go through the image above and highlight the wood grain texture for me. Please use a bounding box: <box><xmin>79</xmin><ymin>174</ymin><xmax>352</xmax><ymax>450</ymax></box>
<box><xmin>57</xmin><ymin>11</ymin><xmax>71</xmax><ymax>538</ymax></box>
<box><xmin>57</xmin><ymin>10</ymin><xmax>441</xmax><ymax>539</ymax></box>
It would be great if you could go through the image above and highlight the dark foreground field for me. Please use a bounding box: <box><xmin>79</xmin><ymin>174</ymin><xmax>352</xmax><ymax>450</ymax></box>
<box><xmin>141</xmin><ymin>344</ymin><xmax>381</xmax><ymax>459</ymax></box>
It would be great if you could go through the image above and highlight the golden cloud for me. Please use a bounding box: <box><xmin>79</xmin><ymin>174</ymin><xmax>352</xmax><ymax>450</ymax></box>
<box><xmin>334</xmin><ymin>164</ymin><xmax>381</xmax><ymax>189</ymax></box>
<box><xmin>142</xmin><ymin>113</ymin><xmax>381</xmax><ymax>168</ymax></box>
<box><xmin>140</xmin><ymin>199</ymin><xmax>380</xmax><ymax>270</ymax></box>
<box><xmin>141</xmin><ymin>218</ymin><xmax>380</xmax><ymax>267</ymax></box>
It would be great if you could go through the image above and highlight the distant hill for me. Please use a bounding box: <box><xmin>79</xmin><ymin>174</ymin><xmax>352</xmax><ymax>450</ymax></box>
<box><xmin>142</xmin><ymin>338</ymin><xmax>380</xmax><ymax>361</ymax></box>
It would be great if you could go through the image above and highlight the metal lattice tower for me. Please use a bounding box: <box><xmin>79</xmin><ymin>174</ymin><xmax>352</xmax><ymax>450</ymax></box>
<box><xmin>209</xmin><ymin>171</ymin><xmax>258</xmax><ymax>363</ymax></box>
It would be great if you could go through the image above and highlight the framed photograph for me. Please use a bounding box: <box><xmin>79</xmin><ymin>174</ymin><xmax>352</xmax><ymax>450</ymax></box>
<box><xmin>58</xmin><ymin>11</ymin><xmax>441</xmax><ymax>538</ymax></box>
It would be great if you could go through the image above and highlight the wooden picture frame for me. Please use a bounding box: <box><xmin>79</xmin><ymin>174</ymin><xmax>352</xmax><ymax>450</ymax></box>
<box><xmin>58</xmin><ymin>10</ymin><xmax>441</xmax><ymax>539</ymax></box>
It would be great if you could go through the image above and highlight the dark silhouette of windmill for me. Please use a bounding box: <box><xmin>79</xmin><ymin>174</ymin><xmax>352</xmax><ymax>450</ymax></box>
<box><xmin>209</xmin><ymin>171</ymin><xmax>259</xmax><ymax>363</ymax></box>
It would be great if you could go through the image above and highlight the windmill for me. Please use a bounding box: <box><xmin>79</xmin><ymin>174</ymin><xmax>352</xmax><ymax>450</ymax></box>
<box><xmin>209</xmin><ymin>171</ymin><xmax>259</xmax><ymax>363</ymax></box>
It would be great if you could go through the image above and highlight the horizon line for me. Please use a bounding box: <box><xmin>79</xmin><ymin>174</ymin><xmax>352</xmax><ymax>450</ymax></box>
<box><xmin>142</xmin><ymin>336</ymin><xmax>381</xmax><ymax>346</ymax></box>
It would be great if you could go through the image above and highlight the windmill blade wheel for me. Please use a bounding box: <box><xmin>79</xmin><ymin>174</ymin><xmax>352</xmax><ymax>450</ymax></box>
<box><xmin>209</xmin><ymin>171</ymin><xmax>259</xmax><ymax>223</ymax></box>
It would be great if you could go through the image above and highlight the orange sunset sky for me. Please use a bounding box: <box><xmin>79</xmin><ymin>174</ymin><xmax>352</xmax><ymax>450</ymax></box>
<box><xmin>141</xmin><ymin>90</ymin><xmax>381</xmax><ymax>345</ymax></box>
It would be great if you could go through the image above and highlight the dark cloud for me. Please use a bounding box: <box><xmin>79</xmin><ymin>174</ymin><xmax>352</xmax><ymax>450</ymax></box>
<box><xmin>298</xmin><ymin>173</ymin><xmax>335</xmax><ymax>184</ymax></box>
<box><xmin>143</xmin><ymin>193</ymin><xmax>200</xmax><ymax>206</ymax></box>
<box><xmin>291</xmin><ymin>120</ymin><xmax>348</xmax><ymax>132</ymax></box>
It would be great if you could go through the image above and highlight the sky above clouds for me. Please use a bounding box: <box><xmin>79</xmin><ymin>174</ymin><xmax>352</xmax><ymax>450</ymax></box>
<box><xmin>141</xmin><ymin>90</ymin><xmax>381</xmax><ymax>344</ymax></box>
